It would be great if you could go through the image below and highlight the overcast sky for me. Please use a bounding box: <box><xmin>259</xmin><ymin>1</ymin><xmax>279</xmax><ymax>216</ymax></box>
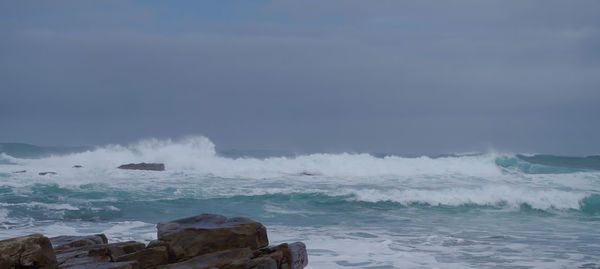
<box><xmin>1</xmin><ymin>0</ymin><xmax>599</xmax><ymax>155</ymax></box>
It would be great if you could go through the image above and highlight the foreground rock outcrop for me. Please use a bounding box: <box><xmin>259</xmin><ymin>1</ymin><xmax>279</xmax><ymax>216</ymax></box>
<box><xmin>0</xmin><ymin>233</ymin><xmax>57</xmax><ymax>268</ymax></box>
<box><xmin>117</xmin><ymin>163</ymin><xmax>165</xmax><ymax>171</ymax></box>
<box><xmin>0</xmin><ymin>214</ymin><xmax>308</xmax><ymax>269</ymax></box>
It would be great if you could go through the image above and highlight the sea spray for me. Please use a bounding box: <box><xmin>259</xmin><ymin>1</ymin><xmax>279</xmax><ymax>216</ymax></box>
<box><xmin>1</xmin><ymin>136</ymin><xmax>599</xmax><ymax>268</ymax></box>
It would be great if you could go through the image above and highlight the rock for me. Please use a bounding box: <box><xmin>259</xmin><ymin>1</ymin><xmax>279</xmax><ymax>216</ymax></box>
<box><xmin>39</xmin><ymin>171</ymin><xmax>58</xmax><ymax>175</ymax></box>
<box><xmin>59</xmin><ymin>255</ymin><xmax>111</xmax><ymax>268</ymax></box>
<box><xmin>62</xmin><ymin>260</ymin><xmax>139</xmax><ymax>269</ymax></box>
<box><xmin>287</xmin><ymin>242</ymin><xmax>308</xmax><ymax>269</ymax></box>
<box><xmin>250</xmin><ymin>256</ymin><xmax>278</xmax><ymax>269</ymax></box>
<box><xmin>156</xmin><ymin>214</ymin><xmax>269</xmax><ymax>262</ymax></box>
<box><xmin>12</xmin><ymin>170</ymin><xmax>26</xmax><ymax>173</ymax></box>
<box><xmin>118</xmin><ymin>163</ymin><xmax>165</xmax><ymax>171</ymax></box>
<box><xmin>0</xmin><ymin>214</ymin><xmax>307</xmax><ymax>269</ymax></box>
<box><xmin>298</xmin><ymin>171</ymin><xmax>321</xmax><ymax>176</ymax></box>
<box><xmin>104</xmin><ymin>241</ymin><xmax>146</xmax><ymax>260</ymax></box>
<box><xmin>56</xmin><ymin>250</ymin><xmax>90</xmax><ymax>265</ymax></box>
<box><xmin>73</xmin><ymin>165</ymin><xmax>83</xmax><ymax>168</ymax></box>
<box><xmin>115</xmin><ymin>246</ymin><xmax>168</xmax><ymax>268</ymax></box>
<box><xmin>254</xmin><ymin>242</ymin><xmax>308</xmax><ymax>269</ymax></box>
<box><xmin>0</xmin><ymin>233</ymin><xmax>57</xmax><ymax>269</ymax></box>
<box><xmin>157</xmin><ymin>248</ymin><xmax>253</xmax><ymax>269</ymax></box>
<box><xmin>53</xmin><ymin>241</ymin><xmax>144</xmax><ymax>266</ymax></box>
<box><xmin>50</xmin><ymin>234</ymin><xmax>108</xmax><ymax>251</ymax></box>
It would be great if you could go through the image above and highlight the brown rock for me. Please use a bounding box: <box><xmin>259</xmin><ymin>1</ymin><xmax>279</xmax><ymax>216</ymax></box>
<box><xmin>62</xmin><ymin>260</ymin><xmax>139</xmax><ymax>269</ymax></box>
<box><xmin>115</xmin><ymin>246</ymin><xmax>168</xmax><ymax>268</ymax></box>
<box><xmin>50</xmin><ymin>234</ymin><xmax>108</xmax><ymax>251</ymax></box>
<box><xmin>157</xmin><ymin>248</ymin><xmax>253</xmax><ymax>269</ymax></box>
<box><xmin>287</xmin><ymin>242</ymin><xmax>308</xmax><ymax>269</ymax></box>
<box><xmin>250</xmin><ymin>256</ymin><xmax>278</xmax><ymax>269</ymax></box>
<box><xmin>56</xmin><ymin>250</ymin><xmax>89</xmax><ymax>265</ymax></box>
<box><xmin>0</xmin><ymin>233</ymin><xmax>57</xmax><ymax>269</ymax></box>
<box><xmin>156</xmin><ymin>214</ymin><xmax>268</xmax><ymax>262</ymax></box>
<box><xmin>104</xmin><ymin>241</ymin><xmax>146</xmax><ymax>260</ymax></box>
<box><xmin>255</xmin><ymin>242</ymin><xmax>308</xmax><ymax>269</ymax></box>
<box><xmin>118</xmin><ymin>163</ymin><xmax>165</xmax><ymax>171</ymax></box>
<box><xmin>59</xmin><ymin>255</ymin><xmax>111</xmax><ymax>268</ymax></box>
<box><xmin>53</xmin><ymin>241</ymin><xmax>144</xmax><ymax>265</ymax></box>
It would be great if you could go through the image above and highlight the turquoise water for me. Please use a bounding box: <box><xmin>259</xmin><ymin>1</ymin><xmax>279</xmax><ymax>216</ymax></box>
<box><xmin>1</xmin><ymin>137</ymin><xmax>599</xmax><ymax>268</ymax></box>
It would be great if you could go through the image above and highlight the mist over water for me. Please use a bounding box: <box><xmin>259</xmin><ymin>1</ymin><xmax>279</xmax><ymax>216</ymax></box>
<box><xmin>1</xmin><ymin>136</ymin><xmax>599</xmax><ymax>268</ymax></box>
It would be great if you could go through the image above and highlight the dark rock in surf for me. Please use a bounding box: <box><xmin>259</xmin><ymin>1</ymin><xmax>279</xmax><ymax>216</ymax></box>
<box><xmin>39</xmin><ymin>171</ymin><xmax>58</xmax><ymax>175</ymax></box>
<box><xmin>254</xmin><ymin>242</ymin><xmax>308</xmax><ymax>269</ymax></box>
<box><xmin>59</xmin><ymin>255</ymin><xmax>112</xmax><ymax>268</ymax></box>
<box><xmin>299</xmin><ymin>171</ymin><xmax>321</xmax><ymax>176</ymax></box>
<box><xmin>50</xmin><ymin>234</ymin><xmax>108</xmax><ymax>251</ymax></box>
<box><xmin>154</xmin><ymin>213</ymin><xmax>269</xmax><ymax>262</ymax></box>
<box><xmin>115</xmin><ymin>246</ymin><xmax>168</xmax><ymax>268</ymax></box>
<box><xmin>0</xmin><ymin>233</ymin><xmax>57</xmax><ymax>269</ymax></box>
<box><xmin>68</xmin><ymin>261</ymin><xmax>140</xmax><ymax>269</ymax></box>
<box><xmin>0</xmin><ymin>214</ymin><xmax>307</xmax><ymax>269</ymax></box>
<box><xmin>156</xmin><ymin>248</ymin><xmax>253</xmax><ymax>269</ymax></box>
<box><xmin>62</xmin><ymin>260</ymin><xmax>139</xmax><ymax>269</ymax></box>
<box><xmin>118</xmin><ymin>163</ymin><xmax>165</xmax><ymax>171</ymax></box>
<box><xmin>104</xmin><ymin>241</ymin><xmax>146</xmax><ymax>260</ymax></box>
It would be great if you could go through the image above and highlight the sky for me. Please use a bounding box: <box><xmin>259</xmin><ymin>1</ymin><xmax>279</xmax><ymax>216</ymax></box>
<box><xmin>1</xmin><ymin>0</ymin><xmax>599</xmax><ymax>155</ymax></box>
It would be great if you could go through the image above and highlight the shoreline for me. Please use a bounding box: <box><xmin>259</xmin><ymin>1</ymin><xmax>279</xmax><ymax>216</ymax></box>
<box><xmin>0</xmin><ymin>213</ymin><xmax>308</xmax><ymax>269</ymax></box>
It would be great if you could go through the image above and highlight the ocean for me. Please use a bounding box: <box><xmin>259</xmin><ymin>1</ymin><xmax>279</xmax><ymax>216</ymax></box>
<box><xmin>0</xmin><ymin>136</ymin><xmax>599</xmax><ymax>268</ymax></box>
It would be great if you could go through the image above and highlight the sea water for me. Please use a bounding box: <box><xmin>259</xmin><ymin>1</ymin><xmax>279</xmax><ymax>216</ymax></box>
<box><xmin>0</xmin><ymin>137</ymin><xmax>599</xmax><ymax>268</ymax></box>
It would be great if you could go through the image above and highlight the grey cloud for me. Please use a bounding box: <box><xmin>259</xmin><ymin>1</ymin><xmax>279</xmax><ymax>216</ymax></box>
<box><xmin>0</xmin><ymin>1</ymin><xmax>599</xmax><ymax>154</ymax></box>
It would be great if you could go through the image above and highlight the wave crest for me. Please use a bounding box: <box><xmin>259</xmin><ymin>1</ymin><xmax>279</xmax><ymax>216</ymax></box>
<box><xmin>1</xmin><ymin>136</ymin><xmax>505</xmax><ymax>178</ymax></box>
<box><xmin>340</xmin><ymin>186</ymin><xmax>589</xmax><ymax>210</ymax></box>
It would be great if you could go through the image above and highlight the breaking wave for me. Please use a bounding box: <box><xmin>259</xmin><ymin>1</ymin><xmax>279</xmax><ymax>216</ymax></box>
<box><xmin>1</xmin><ymin>136</ymin><xmax>504</xmax><ymax>178</ymax></box>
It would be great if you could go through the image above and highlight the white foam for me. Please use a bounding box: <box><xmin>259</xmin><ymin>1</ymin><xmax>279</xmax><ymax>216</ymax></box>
<box><xmin>341</xmin><ymin>186</ymin><xmax>589</xmax><ymax>210</ymax></box>
<box><xmin>0</xmin><ymin>202</ymin><xmax>79</xmax><ymax>211</ymax></box>
<box><xmin>102</xmin><ymin>221</ymin><xmax>156</xmax><ymax>243</ymax></box>
<box><xmin>0</xmin><ymin>136</ymin><xmax>503</xmax><ymax>179</ymax></box>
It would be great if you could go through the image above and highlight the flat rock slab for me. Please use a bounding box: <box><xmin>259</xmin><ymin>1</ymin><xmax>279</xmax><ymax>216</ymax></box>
<box><xmin>118</xmin><ymin>163</ymin><xmax>165</xmax><ymax>171</ymax></box>
<box><xmin>63</xmin><ymin>260</ymin><xmax>139</xmax><ymax>269</ymax></box>
<box><xmin>53</xmin><ymin>241</ymin><xmax>145</xmax><ymax>265</ymax></box>
<box><xmin>157</xmin><ymin>248</ymin><xmax>253</xmax><ymax>269</ymax></box>
<box><xmin>155</xmin><ymin>214</ymin><xmax>269</xmax><ymax>262</ymax></box>
<box><xmin>59</xmin><ymin>255</ymin><xmax>111</xmax><ymax>268</ymax></box>
<box><xmin>105</xmin><ymin>241</ymin><xmax>146</xmax><ymax>260</ymax></box>
<box><xmin>115</xmin><ymin>246</ymin><xmax>168</xmax><ymax>269</ymax></box>
<box><xmin>0</xmin><ymin>233</ymin><xmax>57</xmax><ymax>269</ymax></box>
<box><xmin>51</xmin><ymin>234</ymin><xmax>108</xmax><ymax>251</ymax></box>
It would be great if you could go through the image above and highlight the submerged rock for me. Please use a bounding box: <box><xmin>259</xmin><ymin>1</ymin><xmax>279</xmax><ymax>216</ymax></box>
<box><xmin>73</xmin><ymin>165</ymin><xmax>83</xmax><ymax>168</ymax></box>
<box><xmin>12</xmin><ymin>170</ymin><xmax>26</xmax><ymax>173</ymax></box>
<box><xmin>39</xmin><ymin>171</ymin><xmax>58</xmax><ymax>175</ymax></box>
<box><xmin>0</xmin><ymin>233</ymin><xmax>57</xmax><ymax>269</ymax></box>
<box><xmin>298</xmin><ymin>171</ymin><xmax>321</xmax><ymax>176</ymax></box>
<box><xmin>118</xmin><ymin>163</ymin><xmax>165</xmax><ymax>171</ymax></box>
<box><xmin>154</xmin><ymin>213</ymin><xmax>269</xmax><ymax>262</ymax></box>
